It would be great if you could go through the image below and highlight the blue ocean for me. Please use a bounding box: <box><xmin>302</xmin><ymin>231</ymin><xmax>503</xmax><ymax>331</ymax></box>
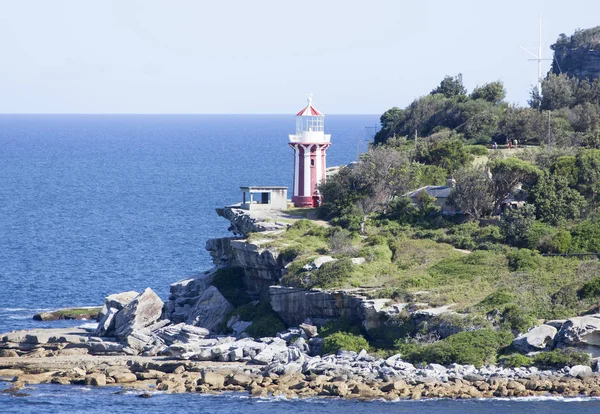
<box><xmin>1</xmin><ymin>114</ymin><xmax>599</xmax><ymax>412</ymax></box>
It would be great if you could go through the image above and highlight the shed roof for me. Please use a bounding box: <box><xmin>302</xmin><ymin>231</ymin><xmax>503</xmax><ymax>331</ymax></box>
<box><xmin>240</xmin><ymin>186</ymin><xmax>288</xmax><ymax>192</ymax></box>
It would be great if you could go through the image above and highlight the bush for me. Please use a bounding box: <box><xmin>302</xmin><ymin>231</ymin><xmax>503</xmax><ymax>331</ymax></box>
<box><xmin>570</xmin><ymin>220</ymin><xmax>600</xmax><ymax>253</ymax></box>
<box><xmin>533</xmin><ymin>348</ymin><xmax>591</xmax><ymax>369</ymax></box>
<box><xmin>534</xmin><ymin>228</ymin><xmax>572</xmax><ymax>254</ymax></box>
<box><xmin>323</xmin><ymin>332</ymin><xmax>369</xmax><ymax>354</ymax></box>
<box><xmin>359</xmin><ymin>244</ymin><xmax>393</xmax><ymax>262</ymax></box>
<box><xmin>500</xmin><ymin>205</ymin><xmax>536</xmax><ymax>248</ymax></box>
<box><xmin>465</xmin><ymin>144</ymin><xmax>489</xmax><ymax>156</ymax></box>
<box><xmin>310</xmin><ymin>258</ymin><xmax>354</xmax><ymax>288</ymax></box>
<box><xmin>499</xmin><ymin>353</ymin><xmax>533</xmax><ymax>368</ymax></box>
<box><xmin>279</xmin><ymin>247</ymin><xmax>300</xmax><ymax>263</ymax></box>
<box><xmin>507</xmin><ymin>249</ymin><xmax>541</xmax><ymax>271</ymax></box>
<box><xmin>501</xmin><ymin>304</ymin><xmax>538</xmax><ymax>334</ymax></box>
<box><xmin>476</xmin><ymin>289</ymin><xmax>517</xmax><ymax>311</ymax></box>
<box><xmin>329</xmin><ymin>228</ymin><xmax>355</xmax><ymax>255</ymax></box>
<box><xmin>399</xmin><ymin>329</ymin><xmax>513</xmax><ymax>367</ymax></box>
<box><xmin>246</xmin><ymin>312</ymin><xmax>287</xmax><ymax>338</ymax></box>
<box><xmin>319</xmin><ymin>317</ymin><xmax>363</xmax><ymax>337</ymax></box>
<box><xmin>237</xmin><ymin>302</ymin><xmax>287</xmax><ymax>338</ymax></box>
<box><xmin>579</xmin><ymin>277</ymin><xmax>600</xmax><ymax>300</ymax></box>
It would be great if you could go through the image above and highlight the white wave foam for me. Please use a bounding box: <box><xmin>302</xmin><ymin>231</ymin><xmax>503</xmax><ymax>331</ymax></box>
<box><xmin>486</xmin><ymin>395</ymin><xmax>600</xmax><ymax>402</ymax></box>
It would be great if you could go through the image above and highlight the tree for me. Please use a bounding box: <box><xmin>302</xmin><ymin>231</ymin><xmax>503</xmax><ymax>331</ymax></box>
<box><xmin>500</xmin><ymin>204</ymin><xmax>536</xmax><ymax>247</ymax></box>
<box><xmin>447</xmin><ymin>165</ymin><xmax>494</xmax><ymax>220</ymax></box>
<box><xmin>571</xmin><ymin>102</ymin><xmax>600</xmax><ymax>133</ymax></box>
<box><xmin>352</xmin><ymin>147</ymin><xmax>412</xmax><ymax>233</ymax></box>
<box><xmin>374</xmin><ymin>107</ymin><xmax>405</xmax><ymax>145</ymax></box>
<box><xmin>551</xmin><ymin>155</ymin><xmax>579</xmax><ymax>187</ymax></box>
<box><xmin>470</xmin><ymin>81</ymin><xmax>506</xmax><ymax>104</ymax></box>
<box><xmin>320</xmin><ymin>147</ymin><xmax>413</xmax><ymax>233</ymax></box>
<box><xmin>416</xmin><ymin>130</ymin><xmax>473</xmax><ymax>173</ymax></box>
<box><xmin>431</xmin><ymin>73</ymin><xmax>467</xmax><ymax>99</ymax></box>
<box><xmin>490</xmin><ymin>158</ymin><xmax>542</xmax><ymax>213</ymax></box>
<box><xmin>499</xmin><ymin>107</ymin><xmax>545</xmax><ymax>144</ymax></box>
<box><xmin>529</xmin><ymin>174</ymin><xmax>585</xmax><ymax>225</ymax></box>
<box><xmin>541</xmin><ymin>74</ymin><xmax>574</xmax><ymax>110</ymax></box>
<box><xmin>456</xmin><ymin>99</ymin><xmax>501</xmax><ymax>143</ymax></box>
<box><xmin>576</xmin><ymin>149</ymin><xmax>600</xmax><ymax>210</ymax></box>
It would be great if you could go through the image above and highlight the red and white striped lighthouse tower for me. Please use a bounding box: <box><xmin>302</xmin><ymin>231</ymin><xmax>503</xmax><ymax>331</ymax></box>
<box><xmin>289</xmin><ymin>96</ymin><xmax>331</xmax><ymax>207</ymax></box>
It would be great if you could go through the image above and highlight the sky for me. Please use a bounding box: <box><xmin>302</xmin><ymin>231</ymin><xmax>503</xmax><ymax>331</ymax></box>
<box><xmin>0</xmin><ymin>0</ymin><xmax>599</xmax><ymax>114</ymax></box>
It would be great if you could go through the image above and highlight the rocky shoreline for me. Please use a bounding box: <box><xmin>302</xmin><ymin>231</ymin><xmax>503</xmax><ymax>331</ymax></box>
<box><xmin>2</xmin><ymin>324</ymin><xmax>600</xmax><ymax>400</ymax></box>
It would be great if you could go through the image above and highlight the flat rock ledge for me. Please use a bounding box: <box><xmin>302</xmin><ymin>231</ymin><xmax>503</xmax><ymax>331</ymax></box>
<box><xmin>2</xmin><ymin>329</ymin><xmax>600</xmax><ymax>400</ymax></box>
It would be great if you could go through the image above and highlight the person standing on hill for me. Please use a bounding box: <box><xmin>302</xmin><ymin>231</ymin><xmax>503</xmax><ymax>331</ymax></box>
<box><xmin>508</xmin><ymin>139</ymin><xmax>512</xmax><ymax>150</ymax></box>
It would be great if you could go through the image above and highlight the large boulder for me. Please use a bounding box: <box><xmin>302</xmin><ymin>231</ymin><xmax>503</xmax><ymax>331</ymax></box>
<box><xmin>555</xmin><ymin>314</ymin><xmax>600</xmax><ymax>356</ymax></box>
<box><xmin>513</xmin><ymin>324</ymin><xmax>557</xmax><ymax>353</ymax></box>
<box><xmin>97</xmin><ymin>291</ymin><xmax>139</xmax><ymax>321</ymax></box>
<box><xmin>95</xmin><ymin>291</ymin><xmax>140</xmax><ymax>336</ymax></box>
<box><xmin>185</xmin><ymin>286</ymin><xmax>234</xmax><ymax>333</ymax></box>
<box><xmin>155</xmin><ymin>323</ymin><xmax>209</xmax><ymax>345</ymax></box>
<box><xmin>113</xmin><ymin>288</ymin><xmax>164</xmax><ymax>350</ymax></box>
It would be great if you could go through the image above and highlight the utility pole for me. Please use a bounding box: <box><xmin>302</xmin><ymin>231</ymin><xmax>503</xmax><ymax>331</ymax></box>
<box><xmin>547</xmin><ymin>111</ymin><xmax>552</xmax><ymax>147</ymax></box>
<box><xmin>414</xmin><ymin>129</ymin><xmax>418</xmax><ymax>152</ymax></box>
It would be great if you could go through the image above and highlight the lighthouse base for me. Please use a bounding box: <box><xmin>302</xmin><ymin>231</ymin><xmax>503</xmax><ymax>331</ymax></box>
<box><xmin>292</xmin><ymin>195</ymin><xmax>316</xmax><ymax>208</ymax></box>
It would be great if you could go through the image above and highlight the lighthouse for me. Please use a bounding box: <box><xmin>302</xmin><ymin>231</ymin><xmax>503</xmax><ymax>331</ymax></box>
<box><xmin>289</xmin><ymin>96</ymin><xmax>331</xmax><ymax>207</ymax></box>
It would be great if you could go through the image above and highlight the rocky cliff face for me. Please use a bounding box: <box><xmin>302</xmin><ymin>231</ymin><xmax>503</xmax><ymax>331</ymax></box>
<box><xmin>552</xmin><ymin>47</ymin><xmax>600</xmax><ymax>80</ymax></box>
<box><xmin>205</xmin><ymin>236</ymin><xmax>285</xmax><ymax>297</ymax></box>
<box><xmin>216</xmin><ymin>206</ymin><xmax>288</xmax><ymax>236</ymax></box>
<box><xmin>164</xmin><ymin>206</ymin><xmax>465</xmax><ymax>341</ymax></box>
<box><xmin>551</xmin><ymin>27</ymin><xmax>600</xmax><ymax>80</ymax></box>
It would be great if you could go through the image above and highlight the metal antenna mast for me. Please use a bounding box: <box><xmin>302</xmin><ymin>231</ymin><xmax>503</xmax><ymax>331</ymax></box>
<box><xmin>520</xmin><ymin>15</ymin><xmax>551</xmax><ymax>97</ymax></box>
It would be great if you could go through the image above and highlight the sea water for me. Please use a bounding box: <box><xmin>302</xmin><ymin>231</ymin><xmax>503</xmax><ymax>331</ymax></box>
<box><xmin>1</xmin><ymin>114</ymin><xmax>599</xmax><ymax>412</ymax></box>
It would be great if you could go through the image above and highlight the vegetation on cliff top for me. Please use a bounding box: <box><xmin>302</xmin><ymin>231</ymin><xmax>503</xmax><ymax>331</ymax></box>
<box><xmin>232</xmin><ymin>27</ymin><xmax>600</xmax><ymax>361</ymax></box>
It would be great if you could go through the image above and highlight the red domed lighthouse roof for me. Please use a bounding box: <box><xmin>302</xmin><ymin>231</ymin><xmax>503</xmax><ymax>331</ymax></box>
<box><xmin>296</xmin><ymin>96</ymin><xmax>323</xmax><ymax>117</ymax></box>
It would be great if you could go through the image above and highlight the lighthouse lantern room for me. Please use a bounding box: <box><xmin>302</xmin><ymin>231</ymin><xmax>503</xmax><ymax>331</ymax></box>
<box><xmin>289</xmin><ymin>96</ymin><xmax>331</xmax><ymax>207</ymax></box>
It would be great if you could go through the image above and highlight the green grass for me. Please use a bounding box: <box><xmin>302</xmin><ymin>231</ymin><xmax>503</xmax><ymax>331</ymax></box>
<box><xmin>33</xmin><ymin>307</ymin><xmax>102</xmax><ymax>321</ymax></box>
<box><xmin>244</xmin><ymin>214</ymin><xmax>599</xmax><ymax>324</ymax></box>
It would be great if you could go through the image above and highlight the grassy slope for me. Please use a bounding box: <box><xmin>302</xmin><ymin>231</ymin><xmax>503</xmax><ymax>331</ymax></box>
<box><xmin>249</xmin><ymin>218</ymin><xmax>598</xmax><ymax>321</ymax></box>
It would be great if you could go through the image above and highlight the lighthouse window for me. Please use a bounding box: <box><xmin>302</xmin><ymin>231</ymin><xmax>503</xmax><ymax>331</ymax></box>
<box><xmin>311</xmin><ymin>159</ymin><xmax>315</xmax><ymax>166</ymax></box>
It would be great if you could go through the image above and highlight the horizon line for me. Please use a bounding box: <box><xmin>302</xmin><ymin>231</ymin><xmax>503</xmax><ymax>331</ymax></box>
<box><xmin>0</xmin><ymin>112</ymin><xmax>381</xmax><ymax>116</ymax></box>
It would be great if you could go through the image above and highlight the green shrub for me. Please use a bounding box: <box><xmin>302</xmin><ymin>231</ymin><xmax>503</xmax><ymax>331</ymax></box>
<box><xmin>501</xmin><ymin>304</ymin><xmax>538</xmax><ymax>334</ymax></box>
<box><xmin>323</xmin><ymin>332</ymin><xmax>369</xmax><ymax>354</ymax></box>
<box><xmin>246</xmin><ymin>312</ymin><xmax>287</xmax><ymax>338</ymax></box>
<box><xmin>535</xmin><ymin>229</ymin><xmax>572</xmax><ymax>254</ymax></box>
<box><xmin>399</xmin><ymin>329</ymin><xmax>513</xmax><ymax>367</ymax></box>
<box><xmin>328</xmin><ymin>228</ymin><xmax>355</xmax><ymax>255</ymax></box>
<box><xmin>238</xmin><ymin>302</ymin><xmax>287</xmax><ymax>338</ymax></box>
<box><xmin>507</xmin><ymin>249</ymin><xmax>541</xmax><ymax>271</ymax></box>
<box><xmin>533</xmin><ymin>348</ymin><xmax>591</xmax><ymax>369</ymax></box>
<box><xmin>501</xmin><ymin>205</ymin><xmax>536</xmax><ymax>248</ymax></box>
<box><xmin>319</xmin><ymin>317</ymin><xmax>363</xmax><ymax>337</ymax></box>
<box><xmin>499</xmin><ymin>353</ymin><xmax>533</xmax><ymax>368</ymax></box>
<box><xmin>359</xmin><ymin>244</ymin><xmax>393</xmax><ymax>262</ymax></box>
<box><xmin>570</xmin><ymin>220</ymin><xmax>600</xmax><ymax>253</ymax></box>
<box><xmin>289</xmin><ymin>219</ymin><xmax>317</xmax><ymax>232</ymax></box>
<box><xmin>551</xmin><ymin>284</ymin><xmax>581</xmax><ymax>318</ymax></box>
<box><xmin>310</xmin><ymin>257</ymin><xmax>354</xmax><ymax>288</ymax></box>
<box><xmin>279</xmin><ymin>247</ymin><xmax>300</xmax><ymax>263</ymax></box>
<box><xmin>579</xmin><ymin>277</ymin><xmax>600</xmax><ymax>300</ymax></box>
<box><xmin>526</xmin><ymin>221</ymin><xmax>556</xmax><ymax>251</ymax></box>
<box><xmin>365</xmin><ymin>234</ymin><xmax>389</xmax><ymax>247</ymax></box>
<box><xmin>465</xmin><ymin>144</ymin><xmax>489</xmax><ymax>156</ymax></box>
<box><xmin>211</xmin><ymin>267</ymin><xmax>251</xmax><ymax>306</ymax></box>
<box><xmin>476</xmin><ymin>289</ymin><xmax>517</xmax><ymax>311</ymax></box>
